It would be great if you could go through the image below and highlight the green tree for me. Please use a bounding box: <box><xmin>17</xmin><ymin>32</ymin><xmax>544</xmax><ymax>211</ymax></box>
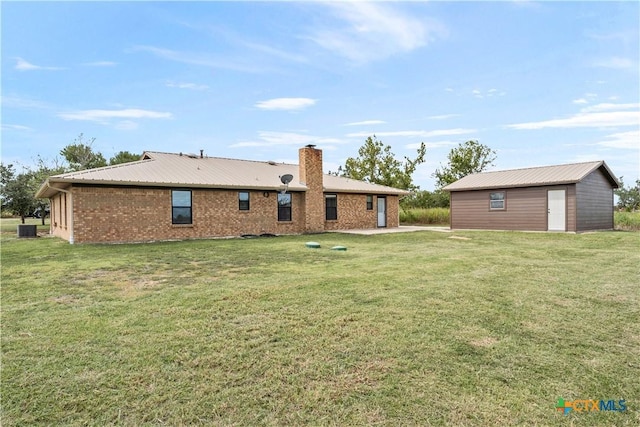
<box><xmin>30</xmin><ymin>156</ymin><xmax>67</xmax><ymax>224</ymax></box>
<box><xmin>60</xmin><ymin>133</ymin><xmax>107</xmax><ymax>171</ymax></box>
<box><xmin>342</xmin><ymin>136</ymin><xmax>426</xmax><ymax>191</ymax></box>
<box><xmin>434</xmin><ymin>140</ymin><xmax>496</xmax><ymax>189</ymax></box>
<box><xmin>109</xmin><ymin>151</ymin><xmax>140</xmax><ymax>165</ymax></box>
<box><xmin>615</xmin><ymin>178</ymin><xmax>640</xmax><ymax>211</ymax></box>
<box><xmin>1</xmin><ymin>164</ymin><xmax>36</xmax><ymax>223</ymax></box>
<box><xmin>402</xmin><ymin>189</ymin><xmax>450</xmax><ymax>209</ymax></box>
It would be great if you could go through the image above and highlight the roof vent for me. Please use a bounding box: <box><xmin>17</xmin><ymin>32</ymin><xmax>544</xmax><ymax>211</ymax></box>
<box><xmin>268</xmin><ymin>160</ymin><xmax>277</xmax><ymax>165</ymax></box>
<box><xmin>186</xmin><ymin>153</ymin><xmax>199</xmax><ymax>159</ymax></box>
<box><xmin>305</xmin><ymin>144</ymin><xmax>316</xmax><ymax>148</ymax></box>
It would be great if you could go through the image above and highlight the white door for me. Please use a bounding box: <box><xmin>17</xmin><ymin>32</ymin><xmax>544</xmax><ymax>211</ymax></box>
<box><xmin>548</xmin><ymin>190</ymin><xmax>566</xmax><ymax>231</ymax></box>
<box><xmin>377</xmin><ymin>197</ymin><xmax>386</xmax><ymax>227</ymax></box>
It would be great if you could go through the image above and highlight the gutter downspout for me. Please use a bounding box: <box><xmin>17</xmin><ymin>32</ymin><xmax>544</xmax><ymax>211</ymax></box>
<box><xmin>46</xmin><ymin>182</ymin><xmax>74</xmax><ymax>244</ymax></box>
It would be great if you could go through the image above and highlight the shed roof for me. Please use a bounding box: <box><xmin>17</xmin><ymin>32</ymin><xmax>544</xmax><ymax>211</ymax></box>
<box><xmin>442</xmin><ymin>161</ymin><xmax>619</xmax><ymax>192</ymax></box>
<box><xmin>36</xmin><ymin>151</ymin><xmax>409</xmax><ymax>198</ymax></box>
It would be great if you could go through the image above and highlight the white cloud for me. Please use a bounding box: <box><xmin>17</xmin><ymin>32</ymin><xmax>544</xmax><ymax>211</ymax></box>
<box><xmin>15</xmin><ymin>57</ymin><xmax>64</xmax><ymax>71</ymax></box>
<box><xmin>132</xmin><ymin>45</ymin><xmax>265</xmax><ymax>73</ymax></box>
<box><xmin>572</xmin><ymin>98</ymin><xmax>588</xmax><ymax>105</ymax></box>
<box><xmin>309</xmin><ymin>2</ymin><xmax>446</xmax><ymax>64</ymax></box>
<box><xmin>57</xmin><ymin>108</ymin><xmax>173</xmax><ymax>123</ymax></box>
<box><xmin>592</xmin><ymin>57</ymin><xmax>635</xmax><ymax>69</ymax></box>
<box><xmin>1</xmin><ymin>95</ymin><xmax>52</xmax><ymax>110</ymax></box>
<box><xmin>344</xmin><ymin>120</ymin><xmax>386</xmax><ymax>126</ymax></box>
<box><xmin>1</xmin><ymin>124</ymin><xmax>33</xmax><ymax>132</ymax></box>
<box><xmin>472</xmin><ymin>88</ymin><xmax>506</xmax><ymax>98</ymax></box>
<box><xmin>166</xmin><ymin>81</ymin><xmax>209</xmax><ymax>91</ymax></box>
<box><xmin>255</xmin><ymin>98</ymin><xmax>316</xmax><ymax>111</ymax></box>
<box><xmin>428</xmin><ymin>114</ymin><xmax>459</xmax><ymax>120</ymax></box>
<box><xmin>346</xmin><ymin>128</ymin><xmax>476</xmax><ymax>138</ymax></box>
<box><xmin>230</xmin><ymin>131</ymin><xmax>343</xmax><ymax>148</ymax></box>
<box><xmin>594</xmin><ymin>130</ymin><xmax>640</xmax><ymax>150</ymax></box>
<box><xmin>580</xmin><ymin>103</ymin><xmax>639</xmax><ymax>113</ymax></box>
<box><xmin>114</xmin><ymin>120</ymin><xmax>139</xmax><ymax>131</ymax></box>
<box><xmin>507</xmin><ymin>107</ymin><xmax>639</xmax><ymax>130</ymax></box>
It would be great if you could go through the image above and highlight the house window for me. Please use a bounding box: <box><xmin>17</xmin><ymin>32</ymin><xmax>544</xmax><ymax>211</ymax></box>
<box><xmin>278</xmin><ymin>193</ymin><xmax>292</xmax><ymax>221</ymax></box>
<box><xmin>239</xmin><ymin>191</ymin><xmax>250</xmax><ymax>211</ymax></box>
<box><xmin>326</xmin><ymin>194</ymin><xmax>337</xmax><ymax>220</ymax></box>
<box><xmin>366</xmin><ymin>195</ymin><xmax>373</xmax><ymax>210</ymax></box>
<box><xmin>172</xmin><ymin>190</ymin><xmax>192</xmax><ymax>224</ymax></box>
<box><xmin>490</xmin><ymin>192</ymin><xmax>505</xmax><ymax>210</ymax></box>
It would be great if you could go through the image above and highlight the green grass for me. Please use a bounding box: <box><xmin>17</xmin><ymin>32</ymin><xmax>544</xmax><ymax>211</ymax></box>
<box><xmin>2</xmin><ymin>227</ymin><xmax>639</xmax><ymax>425</ymax></box>
<box><xmin>0</xmin><ymin>217</ymin><xmax>50</xmax><ymax>234</ymax></box>
<box><xmin>400</xmin><ymin>208</ymin><xmax>450</xmax><ymax>225</ymax></box>
<box><xmin>615</xmin><ymin>211</ymin><xmax>640</xmax><ymax>231</ymax></box>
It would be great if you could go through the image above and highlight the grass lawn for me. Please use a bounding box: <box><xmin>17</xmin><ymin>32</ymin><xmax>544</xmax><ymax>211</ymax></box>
<box><xmin>2</xmin><ymin>227</ymin><xmax>639</xmax><ymax>425</ymax></box>
<box><xmin>0</xmin><ymin>217</ymin><xmax>50</xmax><ymax>234</ymax></box>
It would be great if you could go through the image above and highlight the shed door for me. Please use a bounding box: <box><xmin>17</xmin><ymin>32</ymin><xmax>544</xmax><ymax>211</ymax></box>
<box><xmin>547</xmin><ymin>190</ymin><xmax>566</xmax><ymax>231</ymax></box>
<box><xmin>377</xmin><ymin>197</ymin><xmax>387</xmax><ymax>228</ymax></box>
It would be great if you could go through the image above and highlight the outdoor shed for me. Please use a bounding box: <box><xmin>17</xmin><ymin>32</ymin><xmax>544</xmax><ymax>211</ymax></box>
<box><xmin>443</xmin><ymin>161</ymin><xmax>619</xmax><ymax>232</ymax></box>
<box><xmin>36</xmin><ymin>145</ymin><xmax>408</xmax><ymax>243</ymax></box>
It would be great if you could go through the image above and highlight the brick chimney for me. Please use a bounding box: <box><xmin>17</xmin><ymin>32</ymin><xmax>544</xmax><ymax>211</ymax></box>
<box><xmin>299</xmin><ymin>145</ymin><xmax>324</xmax><ymax>233</ymax></box>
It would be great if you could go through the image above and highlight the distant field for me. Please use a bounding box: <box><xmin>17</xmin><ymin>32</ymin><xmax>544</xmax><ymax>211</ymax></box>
<box><xmin>2</xmin><ymin>226</ymin><xmax>639</xmax><ymax>425</ymax></box>
<box><xmin>400</xmin><ymin>208</ymin><xmax>640</xmax><ymax>231</ymax></box>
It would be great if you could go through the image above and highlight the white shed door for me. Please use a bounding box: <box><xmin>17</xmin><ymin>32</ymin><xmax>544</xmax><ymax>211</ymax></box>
<box><xmin>547</xmin><ymin>190</ymin><xmax>566</xmax><ymax>231</ymax></box>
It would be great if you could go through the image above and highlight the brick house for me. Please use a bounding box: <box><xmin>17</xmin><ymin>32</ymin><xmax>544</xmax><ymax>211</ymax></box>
<box><xmin>36</xmin><ymin>145</ymin><xmax>409</xmax><ymax>243</ymax></box>
<box><xmin>443</xmin><ymin>161</ymin><xmax>619</xmax><ymax>232</ymax></box>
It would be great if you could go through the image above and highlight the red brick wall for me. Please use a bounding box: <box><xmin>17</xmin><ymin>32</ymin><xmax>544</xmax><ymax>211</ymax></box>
<box><xmin>70</xmin><ymin>186</ymin><xmax>306</xmax><ymax>243</ymax></box>
<box><xmin>323</xmin><ymin>194</ymin><xmax>402</xmax><ymax>230</ymax></box>
<box><xmin>64</xmin><ymin>186</ymin><xmax>402</xmax><ymax>243</ymax></box>
<box><xmin>299</xmin><ymin>147</ymin><xmax>324</xmax><ymax>233</ymax></box>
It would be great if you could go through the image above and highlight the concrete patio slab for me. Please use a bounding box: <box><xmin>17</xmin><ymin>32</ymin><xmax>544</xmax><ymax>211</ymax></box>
<box><xmin>329</xmin><ymin>225</ymin><xmax>451</xmax><ymax>235</ymax></box>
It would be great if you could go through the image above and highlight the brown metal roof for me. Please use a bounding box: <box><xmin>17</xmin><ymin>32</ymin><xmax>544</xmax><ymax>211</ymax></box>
<box><xmin>37</xmin><ymin>151</ymin><xmax>409</xmax><ymax>198</ymax></box>
<box><xmin>442</xmin><ymin>160</ymin><xmax>619</xmax><ymax>192</ymax></box>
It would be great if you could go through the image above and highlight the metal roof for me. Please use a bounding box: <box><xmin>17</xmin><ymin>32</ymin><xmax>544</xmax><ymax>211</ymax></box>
<box><xmin>442</xmin><ymin>161</ymin><xmax>619</xmax><ymax>192</ymax></box>
<box><xmin>37</xmin><ymin>151</ymin><xmax>409</xmax><ymax>198</ymax></box>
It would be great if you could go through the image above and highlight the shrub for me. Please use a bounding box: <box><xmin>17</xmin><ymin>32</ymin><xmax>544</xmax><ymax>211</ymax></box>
<box><xmin>400</xmin><ymin>208</ymin><xmax>450</xmax><ymax>225</ymax></box>
<box><xmin>615</xmin><ymin>211</ymin><xmax>640</xmax><ymax>231</ymax></box>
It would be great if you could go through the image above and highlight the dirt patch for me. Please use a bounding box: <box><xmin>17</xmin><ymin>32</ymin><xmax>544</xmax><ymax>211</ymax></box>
<box><xmin>49</xmin><ymin>295</ymin><xmax>80</xmax><ymax>304</ymax></box>
<box><xmin>470</xmin><ymin>337</ymin><xmax>498</xmax><ymax>348</ymax></box>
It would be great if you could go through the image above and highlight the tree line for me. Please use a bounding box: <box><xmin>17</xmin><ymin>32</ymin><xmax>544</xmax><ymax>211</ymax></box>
<box><xmin>1</xmin><ymin>134</ymin><xmax>140</xmax><ymax>224</ymax></box>
<box><xmin>339</xmin><ymin>137</ymin><xmax>497</xmax><ymax>209</ymax></box>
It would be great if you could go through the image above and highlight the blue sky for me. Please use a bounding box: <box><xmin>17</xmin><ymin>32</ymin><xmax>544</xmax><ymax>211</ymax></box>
<box><xmin>2</xmin><ymin>1</ymin><xmax>639</xmax><ymax>190</ymax></box>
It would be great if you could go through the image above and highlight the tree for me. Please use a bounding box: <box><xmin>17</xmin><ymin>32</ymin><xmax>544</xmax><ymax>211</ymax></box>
<box><xmin>1</xmin><ymin>164</ymin><xmax>36</xmax><ymax>224</ymax></box>
<box><xmin>342</xmin><ymin>136</ymin><xmax>426</xmax><ymax>191</ymax></box>
<box><xmin>434</xmin><ymin>140</ymin><xmax>496</xmax><ymax>189</ymax></box>
<box><xmin>402</xmin><ymin>189</ymin><xmax>450</xmax><ymax>209</ymax></box>
<box><xmin>30</xmin><ymin>156</ymin><xmax>67</xmax><ymax>224</ymax></box>
<box><xmin>60</xmin><ymin>133</ymin><xmax>107</xmax><ymax>171</ymax></box>
<box><xmin>109</xmin><ymin>151</ymin><xmax>140</xmax><ymax>165</ymax></box>
<box><xmin>615</xmin><ymin>178</ymin><xmax>640</xmax><ymax>212</ymax></box>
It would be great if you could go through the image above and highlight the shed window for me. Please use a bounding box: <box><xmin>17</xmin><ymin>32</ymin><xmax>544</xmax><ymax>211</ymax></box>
<box><xmin>278</xmin><ymin>193</ymin><xmax>292</xmax><ymax>222</ymax></box>
<box><xmin>490</xmin><ymin>192</ymin><xmax>505</xmax><ymax>210</ymax></box>
<box><xmin>325</xmin><ymin>194</ymin><xmax>337</xmax><ymax>220</ymax></box>
<box><xmin>239</xmin><ymin>191</ymin><xmax>250</xmax><ymax>211</ymax></box>
<box><xmin>172</xmin><ymin>190</ymin><xmax>192</xmax><ymax>224</ymax></box>
<box><xmin>366</xmin><ymin>195</ymin><xmax>373</xmax><ymax>210</ymax></box>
